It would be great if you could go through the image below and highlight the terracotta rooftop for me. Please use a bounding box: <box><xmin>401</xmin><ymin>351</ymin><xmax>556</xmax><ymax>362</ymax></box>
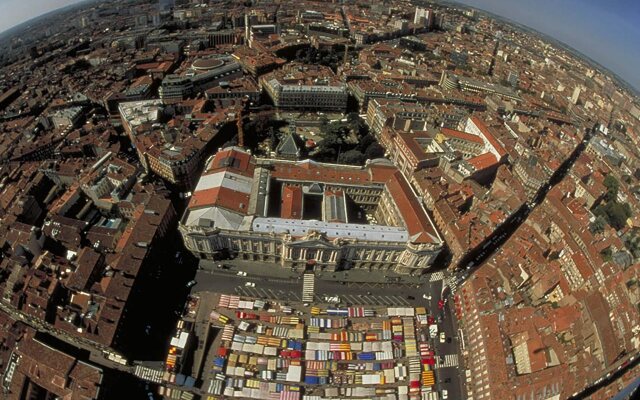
<box><xmin>441</xmin><ymin>127</ymin><xmax>484</xmax><ymax>144</ymax></box>
<box><xmin>281</xmin><ymin>185</ymin><xmax>303</xmax><ymax>220</ymax></box>
<box><xmin>470</xmin><ymin>116</ymin><xmax>507</xmax><ymax>158</ymax></box>
<box><xmin>467</xmin><ymin>152</ymin><xmax>499</xmax><ymax>171</ymax></box>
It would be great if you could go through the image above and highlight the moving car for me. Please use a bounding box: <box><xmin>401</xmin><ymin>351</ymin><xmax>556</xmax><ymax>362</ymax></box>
<box><xmin>429</xmin><ymin>324</ymin><xmax>438</xmax><ymax>339</ymax></box>
<box><xmin>442</xmin><ymin>389</ymin><xmax>448</xmax><ymax>399</ymax></box>
<box><xmin>439</xmin><ymin>332</ymin><xmax>446</xmax><ymax>343</ymax></box>
<box><xmin>422</xmin><ymin>294</ymin><xmax>432</xmax><ymax>300</ymax></box>
<box><xmin>324</xmin><ymin>295</ymin><xmax>341</xmax><ymax>303</ymax></box>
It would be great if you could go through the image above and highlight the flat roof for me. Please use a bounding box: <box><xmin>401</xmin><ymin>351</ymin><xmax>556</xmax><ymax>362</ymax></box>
<box><xmin>252</xmin><ymin>217</ymin><xmax>409</xmax><ymax>243</ymax></box>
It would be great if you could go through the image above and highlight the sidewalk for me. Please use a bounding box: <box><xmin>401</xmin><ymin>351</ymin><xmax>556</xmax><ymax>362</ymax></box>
<box><xmin>199</xmin><ymin>259</ymin><xmax>438</xmax><ymax>285</ymax></box>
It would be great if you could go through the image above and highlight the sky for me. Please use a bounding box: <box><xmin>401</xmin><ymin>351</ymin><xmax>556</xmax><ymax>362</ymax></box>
<box><xmin>0</xmin><ymin>0</ymin><xmax>85</xmax><ymax>32</ymax></box>
<box><xmin>454</xmin><ymin>0</ymin><xmax>640</xmax><ymax>90</ymax></box>
<box><xmin>0</xmin><ymin>0</ymin><xmax>638</xmax><ymax>90</ymax></box>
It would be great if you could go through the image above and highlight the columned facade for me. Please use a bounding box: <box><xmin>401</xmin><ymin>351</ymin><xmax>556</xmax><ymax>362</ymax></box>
<box><xmin>179</xmin><ymin>225</ymin><xmax>441</xmax><ymax>276</ymax></box>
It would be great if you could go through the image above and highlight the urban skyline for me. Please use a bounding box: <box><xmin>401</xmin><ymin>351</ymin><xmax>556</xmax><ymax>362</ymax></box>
<box><xmin>3</xmin><ymin>0</ymin><xmax>639</xmax><ymax>91</ymax></box>
<box><xmin>453</xmin><ymin>0</ymin><xmax>640</xmax><ymax>91</ymax></box>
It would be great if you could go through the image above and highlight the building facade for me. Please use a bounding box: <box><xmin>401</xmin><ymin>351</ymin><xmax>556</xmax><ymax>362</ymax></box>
<box><xmin>179</xmin><ymin>148</ymin><xmax>443</xmax><ymax>275</ymax></box>
<box><xmin>260</xmin><ymin>64</ymin><xmax>348</xmax><ymax>111</ymax></box>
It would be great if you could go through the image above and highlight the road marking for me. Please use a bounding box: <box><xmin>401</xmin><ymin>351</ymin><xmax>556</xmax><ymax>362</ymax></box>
<box><xmin>393</xmin><ymin>296</ymin><xmax>410</xmax><ymax>306</ymax></box>
<box><xmin>289</xmin><ymin>292</ymin><xmax>301</xmax><ymax>301</ymax></box>
<box><xmin>343</xmin><ymin>295</ymin><xmax>359</xmax><ymax>304</ymax></box>
<box><xmin>433</xmin><ymin>354</ymin><xmax>459</xmax><ymax>369</ymax></box>
<box><xmin>360</xmin><ymin>295</ymin><xmax>373</xmax><ymax>304</ymax></box>
<box><xmin>430</xmin><ymin>271</ymin><xmax>445</xmax><ymax>282</ymax></box>
<box><xmin>382</xmin><ymin>296</ymin><xmax>394</xmax><ymax>305</ymax></box>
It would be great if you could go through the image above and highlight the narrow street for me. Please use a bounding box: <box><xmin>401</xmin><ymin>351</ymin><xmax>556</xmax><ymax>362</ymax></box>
<box><xmin>456</xmin><ymin>125</ymin><xmax>595</xmax><ymax>274</ymax></box>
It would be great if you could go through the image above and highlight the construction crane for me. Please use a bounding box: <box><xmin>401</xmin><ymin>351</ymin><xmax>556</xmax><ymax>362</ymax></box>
<box><xmin>236</xmin><ymin>97</ymin><xmax>249</xmax><ymax>148</ymax></box>
<box><xmin>237</xmin><ymin>108</ymin><xmax>245</xmax><ymax>148</ymax></box>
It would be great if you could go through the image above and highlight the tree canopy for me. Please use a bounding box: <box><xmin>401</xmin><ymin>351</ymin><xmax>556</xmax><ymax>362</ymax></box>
<box><xmin>311</xmin><ymin>116</ymin><xmax>385</xmax><ymax>166</ymax></box>
<box><xmin>594</xmin><ymin>200</ymin><xmax>632</xmax><ymax>230</ymax></box>
<box><xmin>603</xmin><ymin>174</ymin><xmax>619</xmax><ymax>201</ymax></box>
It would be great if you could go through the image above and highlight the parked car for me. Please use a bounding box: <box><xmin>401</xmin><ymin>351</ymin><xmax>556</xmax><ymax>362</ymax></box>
<box><xmin>422</xmin><ymin>294</ymin><xmax>432</xmax><ymax>300</ymax></box>
<box><xmin>407</xmin><ymin>295</ymin><xmax>415</xmax><ymax>300</ymax></box>
<box><xmin>245</xmin><ymin>282</ymin><xmax>256</xmax><ymax>287</ymax></box>
<box><xmin>442</xmin><ymin>389</ymin><xmax>448</xmax><ymax>399</ymax></box>
<box><xmin>237</xmin><ymin>271</ymin><xmax>248</xmax><ymax>276</ymax></box>
<box><xmin>186</xmin><ymin>280</ymin><xmax>196</xmax><ymax>288</ymax></box>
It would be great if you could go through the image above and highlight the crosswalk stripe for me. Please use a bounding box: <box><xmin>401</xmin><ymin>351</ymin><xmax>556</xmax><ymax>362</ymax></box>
<box><xmin>433</xmin><ymin>354</ymin><xmax>459</xmax><ymax>369</ymax></box>
<box><xmin>134</xmin><ymin>365</ymin><xmax>163</xmax><ymax>383</ymax></box>
<box><xmin>429</xmin><ymin>271</ymin><xmax>445</xmax><ymax>282</ymax></box>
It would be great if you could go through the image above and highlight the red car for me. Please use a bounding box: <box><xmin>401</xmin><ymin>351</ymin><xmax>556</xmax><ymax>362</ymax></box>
<box><xmin>438</xmin><ymin>299</ymin><xmax>445</xmax><ymax>309</ymax></box>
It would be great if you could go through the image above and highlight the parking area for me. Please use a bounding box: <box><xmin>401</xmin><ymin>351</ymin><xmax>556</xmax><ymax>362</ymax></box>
<box><xmin>233</xmin><ymin>286</ymin><xmax>413</xmax><ymax>307</ymax></box>
<box><xmin>335</xmin><ymin>293</ymin><xmax>412</xmax><ymax>306</ymax></box>
<box><xmin>234</xmin><ymin>286</ymin><xmax>302</xmax><ymax>301</ymax></box>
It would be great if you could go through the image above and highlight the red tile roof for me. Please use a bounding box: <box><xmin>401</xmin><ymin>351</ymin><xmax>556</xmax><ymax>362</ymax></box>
<box><xmin>205</xmin><ymin>147</ymin><xmax>254</xmax><ymax>177</ymax></box>
<box><xmin>551</xmin><ymin>305</ymin><xmax>581</xmax><ymax>332</ymax></box>
<box><xmin>571</xmin><ymin>252</ymin><xmax>594</xmax><ymax>281</ymax></box>
<box><xmin>441</xmin><ymin>127</ymin><xmax>484</xmax><ymax>144</ymax></box>
<box><xmin>470</xmin><ymin>116</ymin><xmax>507</xmax><ymax>158</ymax></box>
<box><xmin>189</xmin><ymin>186</ymin><xmax>251</xmax><ymax>214</ymax></box>
<box><xmin>584</xmin><ymin>291</ymin><xmax>622</xmax><ymax>366</ymax></box>
<box><xmin>270</xmin><ymin>160</ymin><xmax>396</xmax><ymax>185</ymax></box>
<box><xmin>397</xmin><ymin>133</ymin><xmax>429</xmax><ymax>162</ymax></box>
<box><xmin>526</xmin><ymin>336</ymin><xmax>549</xmax><ymax>373</ymax></box>
<box><xmin>386</xmin><ymin>171</ymin><xmax>439</xmax><ymax>244</ymax></box>
<box><xmin>467</xmin><ymin>152</ymin><xmax>498</xmax><ymax>171</ymax></box>
<box><xmin>281</xmin><ymin>185</ymin><xmax>303</xmax><ymax>219</ymax></box>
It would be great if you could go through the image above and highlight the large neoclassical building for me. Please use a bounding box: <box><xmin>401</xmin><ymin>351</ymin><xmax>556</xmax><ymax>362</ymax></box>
<box><xmin>179</xmin><ymin>147</ymin><xmax>443</xmax><ymax>275</ymax></box>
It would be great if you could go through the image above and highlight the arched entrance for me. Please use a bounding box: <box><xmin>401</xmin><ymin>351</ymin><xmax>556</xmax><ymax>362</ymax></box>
<box><xmin>305</xmin><ymin>259</ymin><xmax>317</xmax><ymax>272</ymax></box>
